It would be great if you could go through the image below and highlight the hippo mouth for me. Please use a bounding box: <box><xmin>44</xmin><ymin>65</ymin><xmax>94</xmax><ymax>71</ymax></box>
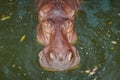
<box><xmin>36</xmin><ymin>0</ymin><xmax>80</xmax><ymax>71</ymax></box>
<box><xmin>39</xmin><ymin>46</ymin><xmax>80</xmax><ymax>71</ymax></box>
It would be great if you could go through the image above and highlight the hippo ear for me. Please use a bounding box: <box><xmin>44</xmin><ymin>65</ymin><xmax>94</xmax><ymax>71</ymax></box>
<box><xmin>68</xmin><ymin>10</ymin><xmax>75</xmax><ymax>18</ymax></box>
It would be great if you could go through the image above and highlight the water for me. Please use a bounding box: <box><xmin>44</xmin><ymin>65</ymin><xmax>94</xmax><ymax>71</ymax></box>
<box><xmin>0</xmin><ymin>0</ymin><xmax>120</xmax><ymax>80</ymax></box>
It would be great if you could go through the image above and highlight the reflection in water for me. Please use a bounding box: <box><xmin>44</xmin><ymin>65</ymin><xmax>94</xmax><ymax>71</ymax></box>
<box><xmin>0</xmin><ymin>0</ymin><xmax>120</xmax><ymax>80</ymax></box>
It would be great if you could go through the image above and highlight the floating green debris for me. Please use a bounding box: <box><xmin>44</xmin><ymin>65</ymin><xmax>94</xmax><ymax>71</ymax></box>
<box><xmin>111</xmin><ymin>47</ymin><xmax>115</xmax><ymax>50</ymax></box>
<box><xmin>20</xmin><ymin>35</ymin><xmax>26</xmax><ymax>43</ymax></box>
<box><xmin>84</xmin><ymin>66</ymin><xmax>98</xmax><ymax>76</ymax></box>
<box><xmin>23</xmin><ymin>73</ymin><xmax>27</xmax><ymax>76</ymax></box>
<box><xmin>108</xmin><ymin>21</ymin><xmax>112</xmax><ymax>25</ymax></box>
<box><xmin>1</xmin><ymin>14</ymin><xmax>11</xmax><ymax>21</ymax></box>
<box><xmin>111</xmin><ymin>41</ymin><xmax>117</xmax><ymax>44</ymax></box>
<box><xmin>12</xmin><ymin>64</ymin><xmax>16</xmax><ymax>67</ymax></box>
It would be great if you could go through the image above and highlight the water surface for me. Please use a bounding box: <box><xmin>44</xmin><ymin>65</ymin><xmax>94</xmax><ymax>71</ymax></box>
<box><xmin>0</xmin><ymin>0</ymin><xmax>120</xmax><ymax>80</ymax></box>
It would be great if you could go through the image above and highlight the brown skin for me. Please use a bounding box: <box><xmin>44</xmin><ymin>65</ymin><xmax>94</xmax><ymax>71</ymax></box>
<box><xmin>36</xmin><ymin>0</ymin><xmax>80</xmax><ymax>71</ymax></box>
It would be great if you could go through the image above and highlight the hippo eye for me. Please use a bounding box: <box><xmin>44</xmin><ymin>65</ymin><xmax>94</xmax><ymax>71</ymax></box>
<box><xmin>42</xmin><ymin>21</ymin><xmax>51</xmax><ymax>34</ymax></box>
<box><xmin>65</xmin><ymin>20</ymin><xmax>73</xmax><ymax>33</ymax></box>
<box><xmin>68</xmin><ymin>10</ymin><xmax>75</xmax><ymax>18</ymax></box>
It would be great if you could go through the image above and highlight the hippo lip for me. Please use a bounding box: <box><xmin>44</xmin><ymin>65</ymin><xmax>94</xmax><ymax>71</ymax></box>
<box><xmin>38</xmin><ymin>46</ymin><xmax>80</xmax><ymax>71</ymax></box>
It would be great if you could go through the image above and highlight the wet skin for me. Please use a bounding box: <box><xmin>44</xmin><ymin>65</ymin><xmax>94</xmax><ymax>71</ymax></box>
<box><xmin>36</xmin><ymin>0</ymin><xmax>80</xmax><ymax>71</ymax></box>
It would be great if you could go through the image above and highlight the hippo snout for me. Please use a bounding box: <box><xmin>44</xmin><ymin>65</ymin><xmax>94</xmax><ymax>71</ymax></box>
<box><xmin>39</xmin><ymin>45</ymin><xmax>80</xmax><ymax>71</ymax></box>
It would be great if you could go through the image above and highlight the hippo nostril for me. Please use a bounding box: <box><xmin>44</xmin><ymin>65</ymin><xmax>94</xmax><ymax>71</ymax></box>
<box><xmin>49</xmin><ymin>52</ymin><xmax>55</xmax><ymax>60</ymax></box>
<box><xmin>68</xmin><ymin>51</ymin><xmax>73</xmax><ymax>61</ymax></box>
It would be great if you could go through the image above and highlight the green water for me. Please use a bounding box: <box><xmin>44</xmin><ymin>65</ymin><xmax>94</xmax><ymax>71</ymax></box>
<box><xmin>0</xmin><ymin>0</ymin><xmax>120</xmax><ymax>80</ymax></box>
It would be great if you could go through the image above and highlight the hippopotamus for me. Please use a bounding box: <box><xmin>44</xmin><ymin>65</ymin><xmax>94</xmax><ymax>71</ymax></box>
<box><xmin>36</xmin><ymin>0</ymin><xmax>80</xmax><ymax>71</ymax></box>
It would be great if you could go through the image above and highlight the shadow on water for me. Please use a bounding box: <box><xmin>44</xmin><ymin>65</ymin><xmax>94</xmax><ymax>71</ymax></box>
<box><xmin>0</xmin><ymin>0</ymin><xmax>120</xmax><ymax>80</ymax></box>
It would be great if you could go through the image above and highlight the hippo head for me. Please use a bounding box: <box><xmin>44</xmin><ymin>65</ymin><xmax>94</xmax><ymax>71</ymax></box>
<box><xmin>36</xmin><ymin>0</ymin><xmax>80</xmax><ymax>71</ymax></box>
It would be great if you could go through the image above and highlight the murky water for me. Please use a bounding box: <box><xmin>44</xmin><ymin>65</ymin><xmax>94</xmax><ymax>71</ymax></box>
<box><xmin>0</xmin><ymin>0</ymin><xmax>120</xmax><ymax>80</ymax></box>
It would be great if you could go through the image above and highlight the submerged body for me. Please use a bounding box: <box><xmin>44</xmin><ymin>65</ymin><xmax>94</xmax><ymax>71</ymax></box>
<box><xmin>36</xmin><ymin>0</ymin><xmax>80</xmax><ymax>71</ymax></box>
